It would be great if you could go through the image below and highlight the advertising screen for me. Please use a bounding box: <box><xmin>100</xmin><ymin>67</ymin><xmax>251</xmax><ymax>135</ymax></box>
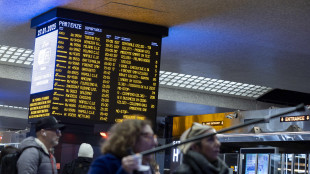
<box><xmin>245</xmin><ymin>154</ymin><xmax>257</xmax><ymax>174</ymax></box>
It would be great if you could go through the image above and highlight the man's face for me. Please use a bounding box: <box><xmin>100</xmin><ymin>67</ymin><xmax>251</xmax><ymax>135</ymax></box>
<box><xmin>134</xmin><ymin>124</ymin><xmax>157</xmax><ymax>163</ymax></box>
<box><xmin>44</xmin><ymin>128</ymin><xmax>62</xmax><ymax>147</ymax></box>
<box><xmin>192</xmin><ymin>129</ymin><xmax>221</xmax><ymax>162</ymax></box>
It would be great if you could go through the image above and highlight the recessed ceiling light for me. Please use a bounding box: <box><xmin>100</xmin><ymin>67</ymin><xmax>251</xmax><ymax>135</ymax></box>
<box><xmin>163</xmin><ymin>78</ymin><xmax>170</xmax><ymax>82</ymax></box>
<box><xmin>9</xmin><ymin>47</ymin><xmax>17</xmax><ymax>51</ymax></box>
<box><xmin>205</xmin><ymin>88</ymin><xmax>211</xmax><ymax>91</ymax></box>
<box><xmin>211</xmin><ymin>89</ymin><xmax>217</xmax><ymax>92</ymax></box>
<box><xmin>24</xmin><ymin>61</ymin><xmax>31</xmax><ymax>65</ymax></box>
<box><xmin>13</xmin><ymin>52</ymin><xmax>21</xmax><ymax>56</ymax></box>
<box><xmin>0</xmin><ymin>46</ymin><xmax>9</xmax><ymax>50</ymax></box>
<box><xmin>17</xmin><ymin>48</ymin><xmax>25</xmax><ymax>52</ymax></box>
<box><xmin>0</xmin><ymin>58</ymin><xmax>8</xmax><ymax>61</ymax></box>
<box><xmin>187</xmin><ymin>78</ymin><xmax>194</xmax><ymax>82</ymax></box>
<box><xmin>181</xmin><ymin>77</ymin><xmax>188</xmax><ymax>81</ymax></box>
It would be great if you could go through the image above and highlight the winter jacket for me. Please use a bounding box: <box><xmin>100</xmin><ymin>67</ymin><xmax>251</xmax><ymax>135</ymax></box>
<box><xmin>17</xmin><ymin>137</ymin><xmax>57</xmax><ymax>174</ymax></box>
<box><xmin>174</xmin><ymin>150</ymin><xmax>229</xmax><ymax>174</ymax></box>
<box><xmin>62</xmin><ymin>157</ymin><xmax>92</xmax><ymax>174</ymax></box>
<box><xmin>87</xmin><ymin>153</ymin><xmax>128</xmax><ymax>174</ymax></box>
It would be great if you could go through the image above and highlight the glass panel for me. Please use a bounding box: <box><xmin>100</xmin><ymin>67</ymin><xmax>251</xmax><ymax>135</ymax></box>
<box><xmin>245</xmin><ymin>154</ymin><xmax>257</xmax><ymax>174</ymax></box>
<box><xmin>294</xmin><ymin>154</ymin><xmax>306</xmax><ymax>174</ymax></box>
<box><xmin>223</xmin><ymin>153</ymin><xmax>239</xmax><ymax>174</ymax></box>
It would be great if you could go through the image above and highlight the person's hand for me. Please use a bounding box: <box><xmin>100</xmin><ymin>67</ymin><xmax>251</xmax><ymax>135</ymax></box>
<box><xmin>122</xmin><ymin>154</ymin><xmax>140</xmax><ymax>174</ymax></box>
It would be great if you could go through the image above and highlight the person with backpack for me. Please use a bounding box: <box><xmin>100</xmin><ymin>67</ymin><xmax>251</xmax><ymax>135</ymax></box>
<box><xmin>62</xmin><ymin>143</ymin><xmax>94</xmax><ymax>174</ymax></box>
<box><xmin>0</xmin><ymin>145</ymin><xmax>18</xmax><ymax>174</ymax></box>
<box><xmin>17</xmin><ymin>116</ymin><xmax>65</xmax><ymax>174</ymax></box>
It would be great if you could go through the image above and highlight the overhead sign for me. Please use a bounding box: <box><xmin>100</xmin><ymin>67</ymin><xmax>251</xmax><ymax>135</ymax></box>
<box><xmin>29</xmin><ymin>8</ymin><xmax>168</xmax><ymax>125</ymax></box>
<box><xmin>280</xmin><ymin>115</ymin><xmax>310</xmax><ymax>122</ymax></box>
<box><xmin>202</xmin><ymin>121</ymin><xmax>224</xmax><ymax>126</ymax></box>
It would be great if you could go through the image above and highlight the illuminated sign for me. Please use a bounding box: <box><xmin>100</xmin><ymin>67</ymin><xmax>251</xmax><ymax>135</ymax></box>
<box><xmin>280</xmin><ymin>115</ymin><xmax>310</xmax><ymax>122</ymax></box>
<box><xmin>172</xmin><ymin>112</ymin><xmax>234</xmax><ymax>137</ymax></box>
<box><xmin>29</xmin><ymin>8</ymin><xmax>168</xmax><ymax>125</ymax></box>
<box><xmin>202</xmin><ymin>121</ymin><xmax>223</xmax><ymax>126</ymax></box>
<box><xmin>172</xmin><ymin>141</ymin><xmax>181</xmax><ymax>162</ymax></box>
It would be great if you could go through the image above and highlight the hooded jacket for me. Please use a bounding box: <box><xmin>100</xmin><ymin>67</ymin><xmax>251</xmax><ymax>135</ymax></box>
<box><xmin>17</xmin><ymin>136</ymin><xmax>57</xmax><ymax>174</ymax></box>
<box><xmin>173</xmin><ymin>150</ymin><xmax>229</xmax><ymax>174</ymax></box>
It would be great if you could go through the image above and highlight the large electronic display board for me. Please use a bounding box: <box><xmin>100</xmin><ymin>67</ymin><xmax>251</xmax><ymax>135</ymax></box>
<box><xmin>29</xmin><ymin>8</ymin><xmax>167</xmax><ymax>124</ymax></box>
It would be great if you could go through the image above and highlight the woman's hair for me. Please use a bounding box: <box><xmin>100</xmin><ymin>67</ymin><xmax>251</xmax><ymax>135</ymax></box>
<box><xmin>101</xmin><ymin>118</ymin><xmax>151</xmax><ymax>158</ymax></box>
<box><xmin>0</xmin><ymin>145</ymin><xmax>18</xmax><ymax>164</ymax></box>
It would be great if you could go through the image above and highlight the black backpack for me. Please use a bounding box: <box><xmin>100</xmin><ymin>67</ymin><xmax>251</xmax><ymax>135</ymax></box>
<box><xmin>62</xmin><ymin>158</ymin><xmax>91</xmax><ymax>174</ymax></box>
<box><xmin>1</xmin><ymin>146</ymin><xmax>43</xmax><ymax>174</ymax></box>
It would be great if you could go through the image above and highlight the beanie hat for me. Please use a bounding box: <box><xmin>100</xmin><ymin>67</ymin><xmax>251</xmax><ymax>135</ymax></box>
<box><xmin>78</xmin><ymin>143</ymin><xmax>94</xmax><ymax>158</ymax></box>
<box><xmin>178</xmin><ymin>122</ymin><xmax>214</xmax><ymax>154</ymax></box>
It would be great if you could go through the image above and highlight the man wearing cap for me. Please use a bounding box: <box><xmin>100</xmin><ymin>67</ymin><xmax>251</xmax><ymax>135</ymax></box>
<box><xmin>174</xmin><ymin>122</ymin><xmax>229</xmax><ymax>174</ymax></box>
<box><xmin>17</xmin><ymin>116</ymin><xmax>65</xmax><ymax>174</ymax></box>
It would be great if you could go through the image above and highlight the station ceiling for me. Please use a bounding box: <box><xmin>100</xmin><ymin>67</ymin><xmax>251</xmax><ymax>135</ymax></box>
<box><xmin>1</xmin><ymin>0</ymin><xmax>310</xmax><ymax>130</ymax></box>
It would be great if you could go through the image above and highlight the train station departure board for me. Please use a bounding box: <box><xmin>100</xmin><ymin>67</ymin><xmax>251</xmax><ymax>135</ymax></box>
<box><xmin>29</xmin><ymin>8</ymin><xmax>168</xmax><ymax>124</ymax></box>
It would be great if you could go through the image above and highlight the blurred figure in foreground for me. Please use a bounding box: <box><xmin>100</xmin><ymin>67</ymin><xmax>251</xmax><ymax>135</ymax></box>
<box><xmin>0</xmin><ymin>145</ymin><xmax>18</xmax><ymax>174</ymax></box>
<box><xmin>88</xmin><ymin>119</ymin><xmax>157</xmax><ymax>174</ymax></box>
<box><xmin>62</xmin><ymin>143</ymin><xmax>94</xmax><ymax>174</ymax></box>
<box><xmin>174</xmin><ymin>123</ymin><xmax>229</xmax><ymax>174</ymax></box>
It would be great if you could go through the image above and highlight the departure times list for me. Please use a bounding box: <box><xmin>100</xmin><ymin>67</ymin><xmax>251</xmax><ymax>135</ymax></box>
<box><xmin>29</xmin><ymin>19</ymin><xmax>161</xmax><ymax>124</ymax></box>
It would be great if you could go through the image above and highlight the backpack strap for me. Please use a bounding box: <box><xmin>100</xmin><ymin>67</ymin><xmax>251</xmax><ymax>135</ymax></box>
<box><xmin>20</xmin><ymin>146</ymin><xmax>45</xmax><ymax>168</ymax></box>
<box><xmin>70</xmin><ymin>159</ymin><xmax>76</xmax><ymax>173</ymax></box>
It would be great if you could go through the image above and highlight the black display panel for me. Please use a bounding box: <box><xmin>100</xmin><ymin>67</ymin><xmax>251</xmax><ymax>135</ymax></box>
<box><xmin>29</xmin><ymin>19</ymin><xmax>161</xmax><ymax>124</ymax></box>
